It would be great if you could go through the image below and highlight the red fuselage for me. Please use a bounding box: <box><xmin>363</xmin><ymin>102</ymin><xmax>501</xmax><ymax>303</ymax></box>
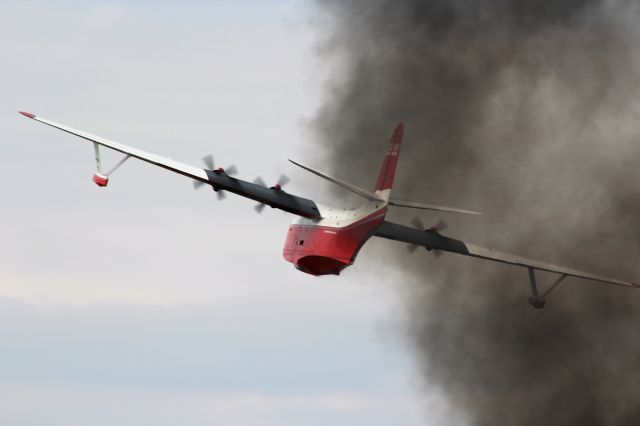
<box><xmin>283</xmin><ymin>208</ymin><xmax>386</xmax><ymax>275</ymax></box>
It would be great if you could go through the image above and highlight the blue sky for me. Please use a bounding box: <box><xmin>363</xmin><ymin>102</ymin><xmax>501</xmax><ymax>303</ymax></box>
<box><xmin>0</xmin><ymin>1</ymin><xmax>454</xmax><ymax>424</ymax></box>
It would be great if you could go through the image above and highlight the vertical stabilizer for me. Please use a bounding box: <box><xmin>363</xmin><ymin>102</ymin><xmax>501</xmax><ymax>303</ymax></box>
<box><xmin>374</xmin><ymin>123</ymin><xmax>403</xmax><ymax>201</ymax></box>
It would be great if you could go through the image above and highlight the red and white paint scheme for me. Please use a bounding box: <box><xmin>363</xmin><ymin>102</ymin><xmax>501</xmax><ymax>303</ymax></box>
<box><xmin>18</xmin><ymin>111</ymin><xmax>638</xmax><ymax>308</ymax></box>
<box><xmin>283</xmin><ymin>124</ymin><xmax>403</xmax><ymax>275</ymax></box>
<box><xmin>284</xmin><ymin>203</ymin><xmax>388</xmax><ymax>276</ymax></box>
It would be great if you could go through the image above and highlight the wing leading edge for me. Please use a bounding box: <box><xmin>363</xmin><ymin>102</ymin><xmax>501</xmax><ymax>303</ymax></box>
<box><xmin>19</xmin><ymin>111</ymin><xmax>321</xmax><ymax>219</ymax></box>
<box><xmin>374</xmin><ymin>220</ymin><xmax>638</xmax><ymax>289</ymax></box>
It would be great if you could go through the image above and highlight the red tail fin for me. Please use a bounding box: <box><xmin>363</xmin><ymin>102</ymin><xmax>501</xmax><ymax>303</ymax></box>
<box><xmin>374</xmin><ymin>123</ymin><xmax>403</xmax><ymax>198</ymax></box>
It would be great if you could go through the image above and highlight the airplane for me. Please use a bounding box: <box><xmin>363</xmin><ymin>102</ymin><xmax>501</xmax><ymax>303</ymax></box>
<box><xmin>18</xmin><ymin>111</ymin><xmax>638</xmax><ymax>308</ymax></box>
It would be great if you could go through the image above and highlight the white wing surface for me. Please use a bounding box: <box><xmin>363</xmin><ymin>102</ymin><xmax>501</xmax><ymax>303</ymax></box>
<box><xmin>18</xmin><ymin>111</ymin><xmax>323</xmax><ymax>218</ymax></box>
<box><xmin>19</xmin><ymin>111</ymin><xmax>209</xmax><ymax>184</ymax></box>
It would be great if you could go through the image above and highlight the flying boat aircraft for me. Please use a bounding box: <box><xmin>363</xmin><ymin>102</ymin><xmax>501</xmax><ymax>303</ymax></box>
<box><xmin>18</xmin><ymin>111</ymin><xmax>638</xmax><ymax>308</ymax></box>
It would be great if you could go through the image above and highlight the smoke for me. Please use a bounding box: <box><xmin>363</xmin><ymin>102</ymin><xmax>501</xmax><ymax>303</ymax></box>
<box><xmin>311</xmin><ymin>1</ymin><xmax>640</xmax><ymax>424</ymax></box>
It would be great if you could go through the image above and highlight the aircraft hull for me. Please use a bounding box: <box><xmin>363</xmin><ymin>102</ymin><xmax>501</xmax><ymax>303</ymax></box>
<box><xmin>283</xmin><ymin>210</ymin><xmax>385</xmax><ymax>275</ymax></box>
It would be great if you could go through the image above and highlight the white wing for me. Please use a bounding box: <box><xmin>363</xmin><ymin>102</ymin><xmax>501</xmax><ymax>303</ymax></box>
<box><xmin>19</xmin><ymin>111</ymin><xmax>209</xmax><ymax>184</ymax></box>
<box><xmin>18</xmin><ymin>111</ymin><xmax>323</xmax><ymax>218</ymax></box>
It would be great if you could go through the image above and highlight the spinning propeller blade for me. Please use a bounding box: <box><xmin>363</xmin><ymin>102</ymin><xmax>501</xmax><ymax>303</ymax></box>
<box><xmin>253</xmin><ymin>174</ymin><xmax>288</xmax><ymax>212</ymax></box>
<box><xmin>407</xmin><ymin>217</ymin><xmax>448</xmax><ymax>254</ymax></box>
<box><xmin>202</xmin><ymin>154</ymin><xmax>214</xmax><ymax>170</ymax></box>
<box><xmin>271</xmin><ymin>174</ymin><xmax>290</xmax><ymax>190</ymax></box>
<box><xmin>225</xmin><ymin>164</ymin><xmax>238</xmax><ymax>176</ymax></box>
<box><xmin>428</xmin><ymin>219</ymin><xmax>447</xmax><ymax>256</ymax></box>
<box><xmin>193</xmin><ymin>154</ymin><xmax>215</xmax><ymax>190</ymax></box>
<box><xmin>194</xmin><ymin>155</ymin><xmax>238</xmax><ymax>192</ymax></box>
<box><xmin>407</xmin><ymin>218</ymin><xmax>424</xmax><ymax>252</ymax></box>
<box><xmin>277</xmin><ymin>174</ymin><xmax>290</xmax><ymax>187</ymax></box>
<box><xmin>407</xmin><ymin>244</ymin><xmax>419</xmax><ymax>253</ymax></box>
<box><xmin>429</xmin><ymin>219</ymin><xmax>448</xmax><ymax>233</ymax></box>
<box><xmin>411</xmin><ymin>217</ymin><xmax>425</xmax><ymax>230</ymax></box>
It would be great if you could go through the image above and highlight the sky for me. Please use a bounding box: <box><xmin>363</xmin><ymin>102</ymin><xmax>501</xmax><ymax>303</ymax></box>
<box><xmin>0</xmin><ymin>1</ymin><xmax>443</xmax><ymax>425</ymax></box>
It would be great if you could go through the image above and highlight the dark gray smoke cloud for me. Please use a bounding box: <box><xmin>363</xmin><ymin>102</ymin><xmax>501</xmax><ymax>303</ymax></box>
<box><xmin>312</xmin><ymin>1</ymin><xmax>640</xmax><ymax>424</ymax></box>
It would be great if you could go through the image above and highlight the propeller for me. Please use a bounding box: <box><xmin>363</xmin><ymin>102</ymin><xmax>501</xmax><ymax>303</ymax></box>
<box><xmin>428</xmin><ymin>219</ymin><xmax>448</xmax><ymax>233</ymax></box>
<box><xmin>193</xmin><ymin>155</ymin><xmax>238</xmax><ymax>200</ymax></box>
<box><xmin>253</xmin><ymin>174</ymin><xmax>290</xmax><ymax>213</ymax></box>
<box><xmin>407</xmin><ymin>217</ymin><xmax>423</xmax><ymax>253</ymax></box>
<box><xmin>224</xmin><ymin>164</ymin><xmax>238</xmax><ymax>176</ymax></box>
<box><xmin>193</xmin><ymin>155</ymin><xmax>215</xmax><ymax>190</ymax></box>
<box><xmin>407</xmin><ymin>217</ymin><xmax>448</xmax><ymax>255</ymax></box>
<box><xmin>271</xmin><ymin>174</ymin><xmax>290</xmax><ymax>190</ymax></box>
<box><xmin>411</xmin><ymin>217</ymin><xmax>425</xmax><ymax>230</ymax></box>
<box><xmin>427</xmin><ymin>218</ymin><xmax>448</xmax><ymax>257</ymax></box>
<box><xmin>253</xmin><ymin>176</ymin><xmax>266</xmax><ymax>187</ymax></box>
<box><xmin>279</xmin><ymin>174</ymin><xmax>291</xmax><ymax>186</ymax></box>
<box><xmin>202</xmin><ymin>154</ymin><xmax>214</xmax><ymax>170</ymax></box>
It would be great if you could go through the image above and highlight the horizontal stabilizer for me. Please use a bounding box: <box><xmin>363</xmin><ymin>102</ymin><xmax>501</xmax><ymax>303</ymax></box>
<box><xmin>288</xmin><ymin>159</ymin><xmax>382</xmax><ymax>202</ymax></box>
<box><xmin>388</xmin><ymin>198</ymin><xmax>482</xmax><ymax>215</ymax></box>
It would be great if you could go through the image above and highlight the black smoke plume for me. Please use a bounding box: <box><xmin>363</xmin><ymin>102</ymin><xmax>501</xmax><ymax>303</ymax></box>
<box><xmin>312</xmin><ymin>1</ymin><xmax>640</xmax><ymax>424</ymax></box>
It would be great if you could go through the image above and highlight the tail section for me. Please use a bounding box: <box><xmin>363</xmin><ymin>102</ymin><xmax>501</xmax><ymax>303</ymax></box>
<box><xmin>374</xmin><ymin>123</ymin><xmax>403</xmax><ymax>201</ymax></box>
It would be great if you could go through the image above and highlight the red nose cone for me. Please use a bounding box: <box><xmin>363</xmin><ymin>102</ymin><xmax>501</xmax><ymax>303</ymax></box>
<box><xmin>19</xmin><ymin>111</ymin><xmax>36</xmax><ymax>119</ymax></box>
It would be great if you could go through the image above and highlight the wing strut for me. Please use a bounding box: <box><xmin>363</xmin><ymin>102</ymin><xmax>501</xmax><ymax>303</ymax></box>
<box><xmin>92</xmin><ymin>142</ymin><xmax>130</xmax><ymax>187</ymax></box>
<box><xmin>527</xmin><ymin>268</ymin><xmax>568</xmax><ymax>309</ymax></box>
